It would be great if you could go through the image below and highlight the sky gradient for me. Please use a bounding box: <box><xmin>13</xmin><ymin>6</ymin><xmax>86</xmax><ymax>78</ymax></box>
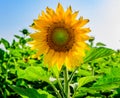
<box><xmin>0</xmin><ymin>0</ymin><xmax>120</xmax><ymax>49</ymax></box>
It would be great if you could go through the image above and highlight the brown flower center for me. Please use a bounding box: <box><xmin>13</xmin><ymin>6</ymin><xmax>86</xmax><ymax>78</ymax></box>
<box><xmin>47</xmin><ymin>23</ymin><xmax>75</xmax><ymax>52</ymax></box>
<box><xmin>52</xmin><ymin>28</ymin><xmax>69</xmax><ymax>46</ymax></box>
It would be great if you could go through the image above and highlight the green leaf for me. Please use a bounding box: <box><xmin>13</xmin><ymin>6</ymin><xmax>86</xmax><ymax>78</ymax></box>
<box><xmin>96</xmin><ymin>42</ymin><xmax>106</xmax><ymax>47</ymax></box>
<box><xmin>10</xmin><ymin>86</ymin><xmax>55</xmax><ymax>98</ymax></box>
<box><xmin>75</xmin><ymin>87</ymin><xmax>99</xmax><ymax>97</ymax></box>
<box><xmin>1</xmin><ymin>38</ymin><xmax>10</xmax><ymax>49</ymax></box>
<box><xmin>0</xmin><ymin>48</ymin><xmax>5</xmax><ymax>60</ymax></box>
<box><xmin>9</xmin><ymin>49</ymin><xmax>22</xmax><ymax>57</ymax></box>
<box><xmin>91</xmin><ymin>67</ymin><xmax>120</xmax><ymax>91</ymax></box>
<box><xmin>84</xmin><ymin>47</ymin><xmax>115</xmax><ymax>63</ymax></box>
<box><xmin>37</xmin><ymin>89</ymin><xmax>55</xmax><ymax>98</ymax></box>
<box><xmin>14</xmin><ymin>35</ymin><xmax>21</xmax><ymax>39</ymax></box>
<box><xmin>17</xmin><ymin>66</ymin><xmax>50</xmax><ymax>82</ymax></box>
<box><xmin>78</xmin><ymin>68</ymin><xmax>92</xmax><ymax>76</ymax></box>
<box><xmin>20</xmin><ymin>37</ymin><xmax>26</xmax><ymax>45</ymax></box>
<box><xmin>78</xmin><ymin>76</ymin><xmax>96</xmax><ymax>88</ymax></box>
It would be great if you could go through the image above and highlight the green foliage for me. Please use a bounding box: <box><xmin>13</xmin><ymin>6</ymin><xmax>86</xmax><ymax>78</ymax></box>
<box><xmin>17</xmin><ymin>66</ymin><xmax>50</xmax><ymax>82</ymax></box>
<box><xmin>78</xmin><ymin>76</ymin><xmax>96</xmax><ymax>88</ymax></box>
<box><xmin>92</xmin><ymin>67</ymin><xmax>120</xmax><ymax>91</ymax></box>
<box><xmin>84</xmin><ymin>47</ymin><xmax>115</xmax><ymax>63</ymax></box>
<box><xmin>0</xmin><ymin>38</ymin><xmax>10</xmax><ymax>49</ymax></box>
<box><xmin>10</xmin><ymin>86</ymin><xmax>55</xmax><ymax>98</ymax></box>
<box><xmin>1</xmin><ymin>29</ymin><xmax>120</xmax><ymax>98</ymax></box>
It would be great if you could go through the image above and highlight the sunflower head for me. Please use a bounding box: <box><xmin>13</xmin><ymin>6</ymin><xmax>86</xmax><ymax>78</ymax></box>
<box><xmin>29</xmin><ymin>3</ymin><xmax>91</xmax><ymax>70</ymax></box>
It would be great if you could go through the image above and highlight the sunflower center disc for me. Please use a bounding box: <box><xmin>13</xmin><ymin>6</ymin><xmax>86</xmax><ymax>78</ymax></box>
<box><xmin>52</xmin><ymin>28</ymin><xmax>69</xmax><ymax>46</ymax></box>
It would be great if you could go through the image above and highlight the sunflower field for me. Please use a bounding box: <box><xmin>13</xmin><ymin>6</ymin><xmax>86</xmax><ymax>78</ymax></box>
<box><xmin>0</xmin><ymin>29</ymin><xmax>120</xmax><ymax>98</ymax></box>
<box><xmin>1</xmin><ymin>3</ymin><xmax>120</xmax><ymax>98</ymax></box>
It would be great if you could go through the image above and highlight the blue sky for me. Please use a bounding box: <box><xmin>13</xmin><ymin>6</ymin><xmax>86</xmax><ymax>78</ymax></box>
<box><xmin>0</xmin><ymin>0</ymin><xmax>120</xmax><ymax>49</ymax></box>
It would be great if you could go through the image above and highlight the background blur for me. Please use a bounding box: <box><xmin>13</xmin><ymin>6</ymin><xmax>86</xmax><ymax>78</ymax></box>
<box><xmin>0</xmin><ymin>0</ymin><xmax>120</xmax><ymax>49</ymax></box>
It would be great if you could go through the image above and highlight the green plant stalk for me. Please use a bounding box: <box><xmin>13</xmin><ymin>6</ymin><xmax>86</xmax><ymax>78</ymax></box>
<box><xmin>68</xmin><ymin>67</ymin><xmax>78</xmax><ymax>83</ymax></box>
<box><xmin>91</xmin><ymin>63</ymin><xmax>95</xmax><ymax>76</ymax></box>
<box><xmin>51</xmin><ymin>67</ymin><xmax>65</xmax><ymax>97</ymax></box>
<box><xmin>64</xmin><ymin>67</ymin><xmax>69</xmax><ymax>98</ymax></box>
<box><xmin>3</xmin><ymin>89</ymin><xmax>7</xmax><ymax>98</ymax></box>
<box><xmin>68</xmin><ymin>67</ymin><xmax>78</xmax><ymax>98</ymax></box>
<box><xmin>57</xmin><ymin>77</ymin><xmax>65</xmax><ymax>97</ymax></box>
<box><xmin>72</xmin><ymin>83</ymin><xmax>80</xmax><ymax>98</ymax></box>
<box><xmin>49</xmin><ymin>82</ymin><xmax>62</xmax><ymax>98</ymax></box>
<box><xmin>72</xmin><ymin>89</ymin><xmax>77</xmax><ymax>98</ymax></box>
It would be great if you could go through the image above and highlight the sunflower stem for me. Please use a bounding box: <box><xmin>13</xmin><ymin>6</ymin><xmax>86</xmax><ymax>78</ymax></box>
<box><xmin>68</xmin><ymin>67</ymin><xmax>78</xmax><ymax>83</ymax></box>
<box><xmin>49</xmin><ymin>82</ymin><xmax>62</xmax><ymax>98</ymax></box>
<box><xmin>57</xmin><ymin>77</ymin><xmax>65</xmax><ymax>97</ymax></box>
<box><xmin>64</xmin><ymin>67</ymin><xmax>70</xmax><ymax>98</ymax></box>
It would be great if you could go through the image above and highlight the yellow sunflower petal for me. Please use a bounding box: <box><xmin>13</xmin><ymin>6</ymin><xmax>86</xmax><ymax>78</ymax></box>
<box><xmin>56</xmin><ymin>3</ymin><xmax>64</xmax><ymax>15</ymax></box>
<box><xmin>44</xmin><ymin>49</ymin><xmax>54</xmax><ymax>67</ymax></box>
<box><xmin>51</xmin><ymin>52</ymin><xmax>59</xmax><ymax>66</ymax></box>
<box><xmin>56</xmin><ymin>52</ymin><xmax>66</xmax><ymax>70</ymax></box>
<box><xmin>46</xmin><ymin>7</ymin><xmax>55</xmax><ymax>16</ymax></box>
<box><xmin>65</xmin><ymin>52</ymin><xmax>72</xmax><ymax>69</ymax></box>
<box><xmin>72</xmin><ymin>11</ymin><xmax>79</xmax><ymax>20</ymax></box>
<box><xmin>64</xmin><ymin>6</ymin><xmax>72</xmax><ymax>24</ymax></box>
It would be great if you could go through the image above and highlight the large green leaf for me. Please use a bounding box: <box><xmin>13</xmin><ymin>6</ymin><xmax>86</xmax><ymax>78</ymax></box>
<box><xmin>1</xmin><ymin>38</ymin><xmax>10</xmax><ymax>49</ymax></box>
<box><xmin>84</xmin><ymin>47</ymin><xmax>115</xmax><ymax>63</ymax></box>
<box><xmin>91</xmin><ymin>67</ymin><xmax>120</xmax><ymax>91</ymax></box>
<box><xmin>10</xmin><ymin>86</ymin><xmax>55</xmax><ymax>98</ymax></box>
<box><xmin>78</xmin><ymin>67</ymin><xmax>92</xmax><ymax>76</ymax></box>
<box><xmin>78</xmin><ymin>76</ymin><xmax>96</xmax><ymax>88</ymax></box>
<box><xmin>74</xmin><ymin>87</ymin><xmax>100</xmax><ymax>98</ymax></box>
<box><xmin>37</xmin><ymin>89</ymin><xmax>55</xmax><ymax>98</ymax></box>
<box><xmin>72</xmin><ymin>76</ymin><xmax>97</xmax><ymax>97</ymax></box>
<box><xmin>17</xmin><ymin>66</ymin><xmax>50</xmax><ymax>82</ymax></box>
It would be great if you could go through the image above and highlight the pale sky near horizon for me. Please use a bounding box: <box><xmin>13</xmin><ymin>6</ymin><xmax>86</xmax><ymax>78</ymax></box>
<box><xmin>0</xmin><ymin>0</ymin><xmax>120</xmax><ymax>50</ymax></box>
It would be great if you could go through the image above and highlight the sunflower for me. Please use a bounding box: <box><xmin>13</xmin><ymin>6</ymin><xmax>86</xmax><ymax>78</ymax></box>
<box><xmin>29</xmin><ymin>3</ymin><xmax>91</xmax><ymax>70</ymax></box>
